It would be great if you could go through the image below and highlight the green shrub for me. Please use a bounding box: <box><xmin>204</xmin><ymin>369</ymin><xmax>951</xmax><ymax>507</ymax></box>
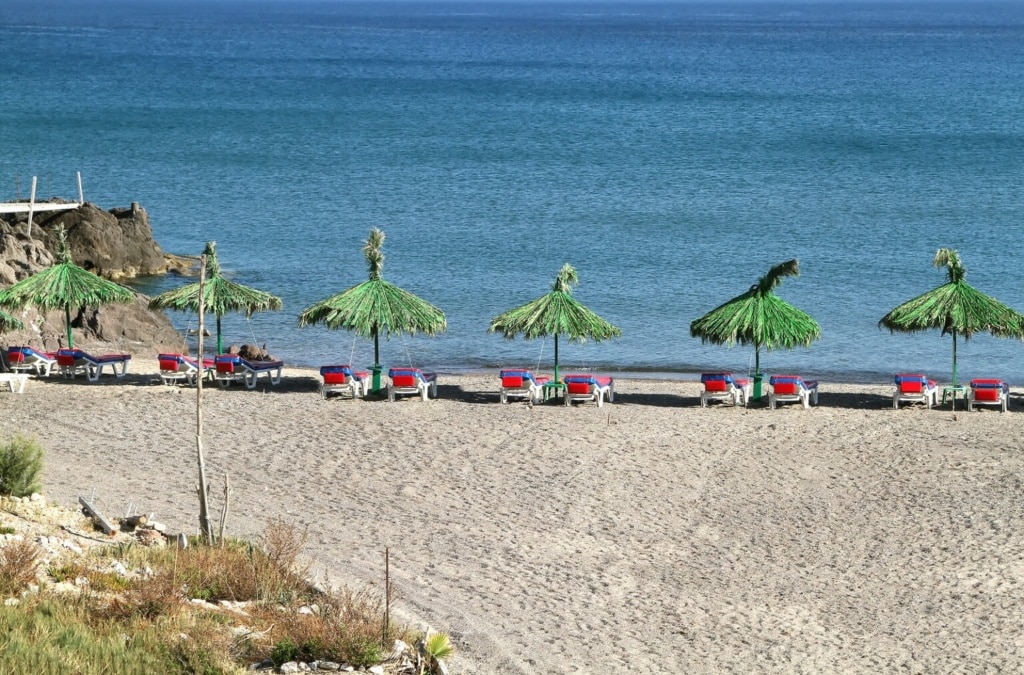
<box><xmin>270</xmin><ymin>637</ymin><xmax>299</xmax><ymax>666</ymax></box>
<box><xmin>0</xmin><ymin>434</ymin><xmax>43</xmax><ymax>497</ymax></box>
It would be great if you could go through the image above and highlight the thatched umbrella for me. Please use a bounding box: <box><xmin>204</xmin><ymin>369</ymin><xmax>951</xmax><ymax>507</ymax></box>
<box><xmin>0</xmin><ymin>311</ymin><xmax>24</xmax><ymax>333</ymax></box>
<box><xmin>148</xmin><ymin>242</ymin><xmax>283</xmax><ymax>355</ymax></box>
<box><xmin>488</xmin><ymin>263</ymin><xmax>621</xmax><ymax>384</ymax></box>
<box><xmin>297</xmin><ymin>228</ymin><xmax>446</xmax><ymax>393</ymax></box>
<box><xmin>879</xmin><ymin>248</ymin><xmax>1024</xmax><ymax>391</ymax></box>
<box><xmin>0</xmin><ymin>227</ymin><xmax>134</xmax><ymax>349</ymax></box>
<box><xmin>690</xmin><ymin>259</ymin><xmax>821</xmax><ymax>400</ymax></box>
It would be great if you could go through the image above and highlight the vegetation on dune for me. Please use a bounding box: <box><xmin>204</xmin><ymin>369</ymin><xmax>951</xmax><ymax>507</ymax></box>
<box><xmin>0</xmin><ymin>515</ymin><xmax>443</xmax><ymax>674</ymax></box>
<box><xmin>0</xmin><ymin>434</ymin><xmax>44</xmax><ymax>498</ymax></box>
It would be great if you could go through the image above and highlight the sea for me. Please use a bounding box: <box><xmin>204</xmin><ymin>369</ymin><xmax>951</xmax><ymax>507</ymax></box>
<box><xmin>3</xmin><ymin>0</ymin><xmax>1024</xmax><ymax>383</ymax></box>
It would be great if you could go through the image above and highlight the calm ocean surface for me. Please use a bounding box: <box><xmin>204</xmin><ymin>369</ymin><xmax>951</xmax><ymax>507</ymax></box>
<box><xmin>3</xmin><ymin>0</ymin><xmax>1024</xmax><ymax>382</ymax></box>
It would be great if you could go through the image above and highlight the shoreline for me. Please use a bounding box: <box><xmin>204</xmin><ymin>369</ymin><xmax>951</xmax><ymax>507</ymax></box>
<box><xmin>94</xmin><ymin>347</ymin><xmax>971</xmax><ymax>388</ymax></box>
<box><xmin>3</xmin><ymin>365</ymin><xmax>1021</xmax><ymax>673</ymax></box>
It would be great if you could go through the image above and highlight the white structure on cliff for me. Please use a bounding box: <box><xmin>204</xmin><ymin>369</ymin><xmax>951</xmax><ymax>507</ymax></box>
<box><xmin>0</xmin><ymin>173</ymin><xmax>84</xmax><ymax>236</ymax></box>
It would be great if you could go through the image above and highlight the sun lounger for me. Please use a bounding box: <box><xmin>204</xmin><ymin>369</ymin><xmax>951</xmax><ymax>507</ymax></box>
<box><xmin>563</xmin><ymin>374</ymin><xmax>614</xmax><ymax>407</ymax></box>
<box><xmin>56</xmin><ymin>349</ymin><xmax>131</xmax><ymax>381</ymax></box>
<box><xmin>967</xmin><ymin>378</ymin><xmax>1009</xmax><ymax>412</ymax></box>
<box><xmin>213</xmin><ymin>354</ymin><xmax>283</xmax><ymax>389</ymax></box>
<box><xmin>768</xmin><ymin>374</ymin><xmax>819</xmax><ymax>409</ymax></box>
<box><xmin>158</xmin><ymin>353</ymin><xmax>214</xmax><ymax>386</ymax></box>
<box><xmin>499</xmin><ymin>369</ymin><xmax>551</xmax><ymax>404</ymax></box>
<box><xmin>893</xmin><ymin>373</ymin><xmax>938</xmax><ymax>409</ymax></box>
<box><xmin>7</xmin><ymin>346</ymin><xmax>58</xmax><ymax>377</ymax></box>
<box><xmin>0</xmin><ymin>373</ymin><xmax>28</xmax><ymax>394</ymax></box>
<box><xmin>699</xmin><ymin>372</ymin><xmax>751</xmax><ymax>407</ymax></box>
<box><xmin>319</xmin><ymin>365</ymin><xmax>370</xmax><ymax>400</ymax></box>
<box><xmin>387</xmin><ymin>368</ymin><xmax>438</xmax><ymax>402</ymax></box>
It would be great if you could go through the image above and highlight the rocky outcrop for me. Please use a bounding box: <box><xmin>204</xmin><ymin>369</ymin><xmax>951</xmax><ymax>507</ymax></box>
<box><xmin>0</xmin><ymin>201</ymin><xmax>191</xmax><ymax>355</ymax></box>
<box><xmin>7</xmin><ymin>201</ymin><xmax>165</xmax><ymax>280</ymax></box>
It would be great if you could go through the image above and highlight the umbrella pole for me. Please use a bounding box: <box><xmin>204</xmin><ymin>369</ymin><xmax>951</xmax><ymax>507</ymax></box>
<box><xmin>753</xmin><ymin>345</ymin><xmax>762</xmax><ymax>401</ymax></box>
<box><xmin>952</xmin><ymin>331</ymin><xmax>958</xmax><ymax>389</ymax></box>
<box><xmin>951</xmin><ymin>331</ymin><xmax>958</xmax><ymax>411</ymax></box>
<box><xmin>65</xmin><ymin>305</ymin><xmax>73</xmax><ymax>349</ymax></box>
<box><xmin>216</xmin><ymin>315</ymin><xmax>223</xmax><ymax>355</ymax></box>
<box><xmin>554</xmin><ymin>334</ymin><xmax>560</xmax><ymax>384</ymax></box>
<box><xmin>371</xmin><ymin>327</ymin><xmax>382</xmax><ymax>394</ymax></box>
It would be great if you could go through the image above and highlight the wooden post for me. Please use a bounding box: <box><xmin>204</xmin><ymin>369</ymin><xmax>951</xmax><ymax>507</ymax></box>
<box><xmin>79</xmin><ymin>496</ymin><xmax>118</xmax><ymax>535</ymax></box>
<box><xmin>196</xmin><ymin>253</ymin><xmax>213</xmax><ymax>544</ymax></box>
<box><xmin>218</xmin><ymin>473</ymin><xmax>230</xmax><ymax>547</ymax></box>
<box><xmin>121</xmin><ymin>514</ymin><xmax>149</xmax><ymax>528</ymax></box>
<box><xmin>383</xmin><ymin>547</ymin><xmax>390</xmax><ymax>643</ymax></box>
<box><xmin>26</xmin><ymin>176</ymin><xmax>36</xmax><ymax>238</ymax></box>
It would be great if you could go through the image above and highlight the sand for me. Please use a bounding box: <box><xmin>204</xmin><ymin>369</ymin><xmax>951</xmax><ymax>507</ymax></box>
<box><xmin>1</xmin><ymin>360</ymin><xmax>1022</xmax><ymax>673</ymax></box>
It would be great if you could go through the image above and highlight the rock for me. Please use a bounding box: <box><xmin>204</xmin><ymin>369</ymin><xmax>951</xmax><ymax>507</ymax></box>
<box><xmin>249</xmin><ymin>658</ymin><xmax>274</xmax><ymax>671</ymax></box>
<box><xmin>0</xmin><ymin>203</ymin><xmax>190</xmax><ymax>355</ymax></box>
<box><xmin>369</xmin><ymin>666</ymin><xmax>385</xmax><ymax>674</ymax></box>
<box><xmin>279</xmin><ymin>662</ymin><xmax>300</xmax><ymax>674</ymax></box>
<box><xmin>218</xmin><ymin>600</ymin><xmax>251</xmax><ymax>616</ymax></box>
<box><xmin>135</xmin><ymin>528</ymin><xmax>164</xmax><ymax>547</ymax></box>
<box><xmin>32</xmin><ymin>202</ymin><xmax>166</xmax><ymax>280</ymax></box>
<box><xmin>389</xmin><ymin>639</ymin><xmax>410</xmax><ymax>660</ymax></box>
<box><xmin>317</xmin><ymin>662</ymin><xmax>341</xmax><ymax>672</ymax></box>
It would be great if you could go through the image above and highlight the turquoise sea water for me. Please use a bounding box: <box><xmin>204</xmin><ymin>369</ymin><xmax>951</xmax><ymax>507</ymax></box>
<box><xmin>3</xmin><ymin>0</ymin><xmax>1024</xmax><ymax>382</ymax></box>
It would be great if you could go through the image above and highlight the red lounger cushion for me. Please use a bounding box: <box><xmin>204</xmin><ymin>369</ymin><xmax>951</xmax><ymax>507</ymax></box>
<box><xmin>975</xmin><ymin>389</ymin><xmax>1001</xmax><ymax>401</ymax></box>
<box><xmin>774</xmin><ymin>382</ymin><xmax>797</xmax><ymax>395</ymax></box>
<box><xmin>392</xmin><ymin>375</ymin><xmax>416</xmax><ymax>387</ymax></box>
<box><xmin>567</xmin><ymin>382</ymin><xmax>591</xmax><ymax>395</ymax></box>
<box><xmin>704</xmin><ymin>380</ymin><xmax>727</xmax><ymax>392</ymax></box>
<box><xmin>502</xmin><ymin>376</ymin><xmax>524</xmax><ymax>388</ymax></box>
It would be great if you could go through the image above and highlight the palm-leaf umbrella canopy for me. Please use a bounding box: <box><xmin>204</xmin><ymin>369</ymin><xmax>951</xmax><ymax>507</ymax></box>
<box><xmin>148</xmin><ymin>242</ymin><xmax>283</xmax><ymax>355</ymax></box>
<box><xmin>879</xmin><ymin>248</ymin><xmax>1024</xmax><ymax>388</ymax></box>
<box><xmin>0</xmin><ymin>310</ymin><xmax>24</xmax><ymax>333</ymax></box>
<box><xmin>297</xmin><ymin>228</ymin><xmax>446</xmax><ymax>391</ymax></box>
<box><xmin>0</xmin><ymin>227</ymin><xmax>134</xmax><ymax>349</ymax></box>
<box><xmin>690</xmin><ymin>259</ymin><xmax>821</xmax><ymax>398</ymax></box>
<box><xmin>488</xmin><ymin>263</ymin><xmax>621</xmax><ymax>382</ymax></box>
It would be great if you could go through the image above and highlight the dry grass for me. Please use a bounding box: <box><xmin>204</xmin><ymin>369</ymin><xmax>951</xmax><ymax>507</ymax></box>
<box><xmin>246</xmin><ymin>584</ymin><xmax>400</xmax><ymax>667</ymax></box>
<box><xmin>1</xmin><ymin>518</ymin><xmax>418</xmax><ymax>673</ymax></box>
<box><xmin>0</xmin><ymin>539</ymin><xmax>41</xmax><ymax>597</ymax></box>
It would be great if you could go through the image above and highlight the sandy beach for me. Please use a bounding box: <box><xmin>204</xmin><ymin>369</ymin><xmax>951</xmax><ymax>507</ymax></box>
<box><xmin>2</xmin><ymin>359</ymin><xmax>1022</xmax><ymax>673</ymax></box>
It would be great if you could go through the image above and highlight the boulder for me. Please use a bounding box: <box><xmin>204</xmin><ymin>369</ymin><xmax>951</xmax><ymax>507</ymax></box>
<box><xmin>0</xmin><ymin>201</ymin><xmax>192</xmax><ymax>355</ymax></box>
<box><xmin>30</xmin><ymin>202</ymin><xmax>166</xmax><ymax>280</ymax></box>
